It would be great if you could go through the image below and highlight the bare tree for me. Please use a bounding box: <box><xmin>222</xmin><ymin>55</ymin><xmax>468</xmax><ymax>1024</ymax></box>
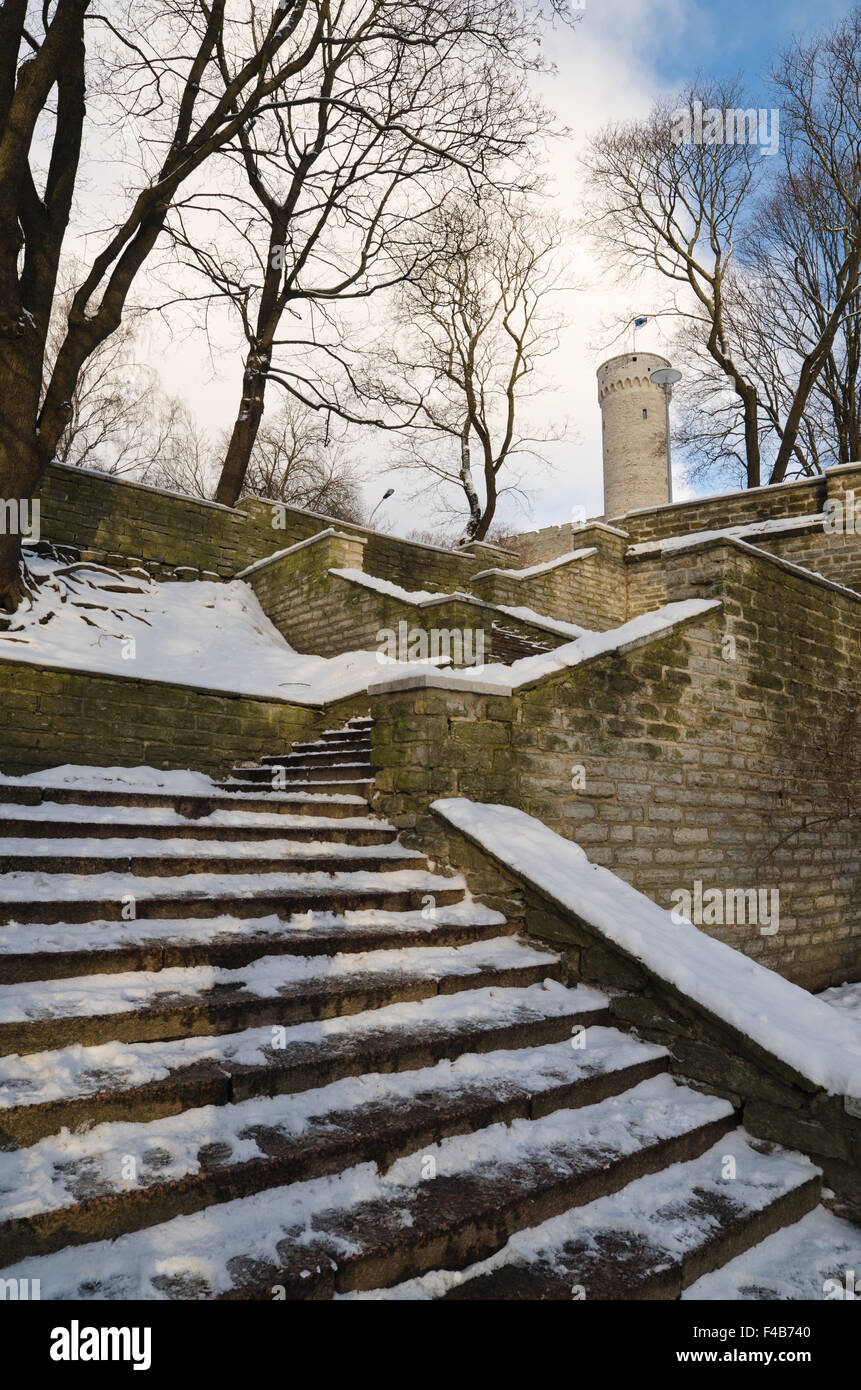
<box><xmin>0</xmin><ymin>1</ymin><xmax>368</xmax><ymax>611</ymax></box>
<box><xmin>359</xmin><ymin>193</ymin><xmax>569</xmax><ymax>542</ymax></box>
<box><xmin>142</xmin><ymin>400</ymin><xmax>217</xmax><ymax>500</ymax></box>
<box><xmin>583</xmin><ymin>16</ymin><xmax>861</xmax><ymax>491</ymax></box>
<box><xmin>44</xmin><ymin>272</ymin><xmax>162</xmax><ymax>476</ymax></box>
<box><xmin>583</xmin><ymin>80</ymin><xmax>768</xmax><ymax>488</ymax></box>
<box><xmin>242</xmin><ymin>403</ymin><xmax>365</xmax><ymax>522</ymax></box>
<box><xmin>164</xmin><ymin>0</ymin><xmax>565</xmax><ymax>508</ymax></box>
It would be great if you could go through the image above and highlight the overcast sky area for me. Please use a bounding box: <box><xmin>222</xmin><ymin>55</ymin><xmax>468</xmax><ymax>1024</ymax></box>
<box><xmin>116</xmin><ymin>0</ymin><xmax>852</xmax><ymax>538</ymax></box>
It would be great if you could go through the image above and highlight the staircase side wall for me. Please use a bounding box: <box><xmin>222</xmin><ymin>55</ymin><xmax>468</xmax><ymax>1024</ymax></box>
<box><xmin>0</xmin><ymin>656</ymin><xmax>366</xmax><ymax>777</ymax></box>
<box><xmin>371</xmin><ymin>548</ymin><xmax>861</xmax><ymax>992</ymax></box>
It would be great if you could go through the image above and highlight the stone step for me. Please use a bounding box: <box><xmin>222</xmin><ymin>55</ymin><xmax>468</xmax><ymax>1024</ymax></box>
<box><xmin>261</xmin><ymin>749</ymin><xmax>371</xmax><ymax>768</ymax></box>
<box><xmin>0</xmin><ymin>812</ymin><xmax>395</xmax><ymax>844</ymax></box>
<box><xmin>221</xmin><ymin>778</ymin><xmax>374</xmax><ymax>800</ymax></box>
<box><xmin>0</xmin><ymin>1030</ymin><xmax>669</xmax><ymax>1262</ymax></box>
<box><xmin>682</xmin><ymin>1203</ymin><xmax>861</xmax><ymax>1301</ymax></box>
<box><xmin>0</xmin><ymin>786</ymin><xmax>371</xmax><ymax>817</ymax></box>
<box><xmin>230</xmin><ymin>763</ymin><xmax>371</xmax><ymax>785</ymax></box>
<box><xmin>359</xmin><ymin>1132</ymin><xmax>822</xmax><ymax>1301</ymax></box>
<box><xmin>0</xmin><ymin>937</ymin><xmax>563</xmax><ymax>1055</ymax></box>
<box><xmin>0</xmin><ymin>866</ymin><xmax>467</xmax><ymax>925</ymax></box>
<box><xmin>0</xmin><ymin>840</ymin><xmax>426</xmax><ymax>878</ymax></box>
<box><xmin>292</xmin><ymin>736</ymin><xmax>372</xmax><ymax>752</ymax></box>
<box><xmin>0</xmin><ymin>903</ymin><xmax>513</xmax><ymax>983</ymax></box>
<box><xmin>0</xmin><ymin>982</ymin><xmax>608</xmax><ymax>1147</ymax></box>
<box><xmin>0</xmin><ymin>1076</ymin><xmax>734</xmax><ymax>1299</ymax></box>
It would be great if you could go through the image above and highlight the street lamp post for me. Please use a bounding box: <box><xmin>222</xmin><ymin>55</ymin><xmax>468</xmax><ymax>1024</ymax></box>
<box><xmin>649</xmin><ymin>367</ymin><xmax>682</xmax><ymax>504</ymax></box>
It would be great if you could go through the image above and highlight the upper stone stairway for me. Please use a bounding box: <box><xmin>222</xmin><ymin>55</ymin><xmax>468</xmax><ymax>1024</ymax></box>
<box><xmin>0</xmin><ymin>719</ymin><xmax>849</xmax><ymax>1299</ymax></box>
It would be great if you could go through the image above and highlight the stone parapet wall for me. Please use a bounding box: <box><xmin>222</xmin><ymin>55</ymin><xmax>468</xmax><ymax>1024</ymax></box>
<box><xmin>470</xmin><ymin>536</ymin><xmax>627</xmax><ymax>630</ymax></box>
<box><xmin>244</xmin><ymin>530</ymin><xmax>566</xmax><ymax>661</ymax></box>
<box><xmin>435</xmin><ymin>816</ymin><xmax>861</xmax><ymax>1224</ymax></box>
<box><xmin>0</xmin><ymin>656</ymin><xmax>366</xmax><ymax>777</ymax></box>
<box><xmin>369</xmin><ymin>552</ymin><xmax>861</xmax><ymax>992</ymax></box>
<box><xmin>36</xmin><ymin>463</ymin><xmax>279</xmax><ymax>579</ymax></box>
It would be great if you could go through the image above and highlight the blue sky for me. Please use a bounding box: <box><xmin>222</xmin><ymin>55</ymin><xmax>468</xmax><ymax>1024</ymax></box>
<box><xmin>599</xmin><ymin>0</ymin><xmax>851</xmax><ymax>94</ymax></box>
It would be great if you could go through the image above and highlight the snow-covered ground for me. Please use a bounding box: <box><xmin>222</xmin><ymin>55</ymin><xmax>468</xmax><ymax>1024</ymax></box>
<box><xmin>0</xmin><ymin>553</ymin><xmax>720</xmax><ymax>705</ymax></box>
<box><xmin>0</xmin><ymin>554</ymin><xmax>410</xmax><ymax>704</ymax></box>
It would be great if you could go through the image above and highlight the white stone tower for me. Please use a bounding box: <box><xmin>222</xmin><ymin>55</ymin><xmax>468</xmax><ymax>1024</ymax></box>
<box><xmin>597</xmin><ymin>352</ymin><xmax>672</xmax><ymax>519</ymax></box>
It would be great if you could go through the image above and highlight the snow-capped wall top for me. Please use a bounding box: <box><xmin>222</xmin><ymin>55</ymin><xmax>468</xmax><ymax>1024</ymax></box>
<box><xmin>432</xmin><ymin>799</ymin><xmax>861</xmax><ymax>1101</ymax></box>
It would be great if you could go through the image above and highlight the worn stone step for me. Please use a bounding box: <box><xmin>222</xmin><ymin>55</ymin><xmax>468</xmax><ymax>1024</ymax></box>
<box><xmin>291</xmin><ymin>736</ymin><xmax>372</xmax><ymax>753</ymax></box>
<box><xmin>682</xmin><ymin>1203</ymin><xmax>861</xmax><ymax>1301</ymax></box>
<box><xmin>359</xmin><ymin>1132</ymin><xmax>822</xmax><ymax>1301</ymax></box>
<box><xmin>260</xmin><ymin>750</ymin><xmax>371</xmax><ymax>769</ymax></box>
<box><xmin>0</xmin><ymin>866</ymin><xmax>464</xmax><ymax>926</ymax></box>
<box><xmin>0</xmin><ymin>937</ymin><xmax>563</xmax><ymax>1055</ymax></box>
<box><xmin>221</xmin><ymin>778</ymin><xmax>374</xmax><ymax>800</ymax></box>
<box><xmin>0</xmin><ymin>1076</ymin><xmax>734</xmax><ymax>1299</ymax></box>
<box><xmin>0</xmin><ymin>786</ymin><xmax>371</xmax><ymax>817</ymax></box>
<box><xmin>0</xmin><ymin>903</ymin><xmax>513</xmax><ymax>983</ymax></box>
<box><xmin>0</xmin><ymin>813</ymin><xmax>395</xmax><ymax>845</ymax></box>
<box><xmin>0</xmin><ymin>840</ymin><xmax>425</xmax><ymax>877</ymax></box>
<box><xmin>230</xmin><ymin>763</ymin><xmax>371</xmax><ymax>785</ymax></box>
<box><xmin>0</xmin><ymin>981</ymin><xmax>608</xmax><ymax>1147</ymax></box>
<box><xmin>0</xmin><ymin>1030</ymin><xmax>669</xmax><ymax>1262</ymax></box>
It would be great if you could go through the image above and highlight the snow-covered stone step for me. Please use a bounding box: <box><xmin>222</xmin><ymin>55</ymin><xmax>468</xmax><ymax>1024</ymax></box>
<box><xmin>290</xmin><ymin>736</ymin><xmax>371</xmax><ymax>753</ymax></box>
<box><xmin>683</xmin><ymin>1205</ymin><xmax>861</xmax><ymax>1300</ymax></box>
<box><xmin>0</xmin><ymin>937</ymin><xmax>563</xmax><ymax>1054</ymax></box>
<box><xmin>364</xmin><ymin>1132</ymin><xmax>820</xmax><ymax>1301</ymax></box>
<box><xmin>0</xmin><ymin>902</ymin><xmax>513</xmax><ymax>983</ymax></box>
<box><xmin>221</xmin><ymin>777</ymin><xmax>374</xmax><ymax>800</ymax></box>
<box><xmin>260</xmin><ymin>750</ymin><xmax>372</xmax><ymax>768</ymax></box>
<box><xmin>0</xmin><ymin>1075</ymin><xmax>733</xmax><ymax>1299</ymax></box>
<box><xmin>0</xmin><ymin>866</ymin><xmax>467</xmax><ymax>925</ymax></box>
<box><xmin>0</xmin><ymin>805</ymin><xmax>395</xmax><ymax>843</ymax></box>
<box><xmin>0</xmin><ymin>1030</ymin><xmax>669</xmax><ymax>1262</ymax></box>
<box><xmin>0</xmin><ymin>784</ymin><xmax>372</xmax><ymax>815</ymax></box>
<box><xmin>0</xmin><ymin>982</ymin><xmax>608</xmax><ymax>1147</ymax></box>
<box><xmin>0</xmin><ymin>837</ymin><xmax>425</xmax><ymax>877</ymax></box>
<box><xmin>230</xmin><ymin>763</ymin><xmax>371</xmax><ymax>785</ymax></box>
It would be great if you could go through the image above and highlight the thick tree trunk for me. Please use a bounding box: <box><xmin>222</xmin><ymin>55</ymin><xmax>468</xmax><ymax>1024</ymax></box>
<box><xmin>214</xmin><ymin>344</ymin><xmax>270</xmax><ymax>507</ymax></box>
<box><xmin>0</xmin><ymin>331</ymin><xmax>44</xmax><ymax>613</ymax></box>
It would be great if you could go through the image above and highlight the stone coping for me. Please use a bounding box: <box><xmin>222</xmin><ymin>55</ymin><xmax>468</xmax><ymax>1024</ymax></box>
<box><xmin>46</xmin><ymin>460</ymin><xmax>247</xmax><ymax>516</ymax></box>
<box><xmin>0</xmin><ymin>652</ymin><xmax>342</xmax><ymax>711</ymax></box>
<box><xmin>234</xmin><ymin>528</ymin><xmax>365</xmax><ymax>580</ymax></box>
<box><xmin>431</xmin><ymin>798</ymin><xmax>861</xmax><ymax>1106</ymax></box>
<box><xmin>626</xmin><ymin>515</ymin><xmax>825</xmax><ymax>559</ymax></box>
<box><xmin>471</xmin><ymin>547</ymin><xmax>598</xmax><ymax>581</ymax></box>
<box><xmin>629</xmin><ymin>531</ymin><xmax>861</xmax><ymax>604</ymax></box>
<box><xmin>368</xmin><ymin>601</ymin><xmax>722</xmax><ymax>699</ymax></box>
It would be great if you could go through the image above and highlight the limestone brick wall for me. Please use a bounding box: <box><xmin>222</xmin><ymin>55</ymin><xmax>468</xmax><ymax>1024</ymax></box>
<box><xmin>369</xmin><ymin>547</ymin><xmax>861</xmax><ymax>992</ymax></box>
<box><xmin>0</xmin><ymin>657</ymin><xmax>368</xmax><ymax>777</ymax></box>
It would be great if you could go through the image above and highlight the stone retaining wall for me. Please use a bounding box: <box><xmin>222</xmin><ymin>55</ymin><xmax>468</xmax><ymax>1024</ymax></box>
<box><xmin>433</xmin><ymin>816</ymin><xmax>861</xmax><ymax>1224</ymax></box>
<box><xmin>0</xmin><ymin>656</ymin><xmax>365</xmax><ymax>777</ymax></box>
<box><xmin>369</xmin><ymin>549</ymin><xmax>861</xmax><ymax>991</ymax></box>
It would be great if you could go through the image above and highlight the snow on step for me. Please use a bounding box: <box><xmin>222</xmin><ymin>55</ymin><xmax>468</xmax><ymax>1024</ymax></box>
<box><xmin>0</xmin><ymin>866</ymin><xmax>463</xmax><ymax>904</ymax></box>
<box><xmin>0</xmin><ymin>804</ymin><xmax>389</xmax><ymax>831</ymax></box>
<box><xmin>0</xmin><ymin>901</ymin><xmax>509</xmax><ymax>958</ymax></box>
<box><xmin>0</xmin><ymin>981</ymin><xmax>604</xmax><ymax>1110</ymax></box>
<box><xmin>352</xmin><ymin>1132</ymin><xmax>820</xmax><ymax>1300</ymax></box>
<box><xmin>683</xmin><ymin>1206</ymin><xmax>861</xmax><ymax>1300</ymax></box>
<box><xmin>0</xmin><ymin>1075</ymin><xmax>731</xmax><ymax>1299</ymax></box>
<box><xmin>0</xmin><ymin>937</ymin><xmax>558</xmax><ymax>1025</ymax></box>
<box><xmin>0</xmin><ymin>836</ymin><xmax>418</xmax><ymax>860</ymax></box>
<box><xmin>0</xmin><ymin>1030</ymin><xmax>667</xmax><ymax>1225</ymax></box>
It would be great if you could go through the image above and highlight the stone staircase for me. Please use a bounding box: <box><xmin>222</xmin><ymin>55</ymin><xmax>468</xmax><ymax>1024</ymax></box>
<box><xmin>0</xmin><ymin>719</ymin><xmax>833</xmax><ymax>1299</ymax></box>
